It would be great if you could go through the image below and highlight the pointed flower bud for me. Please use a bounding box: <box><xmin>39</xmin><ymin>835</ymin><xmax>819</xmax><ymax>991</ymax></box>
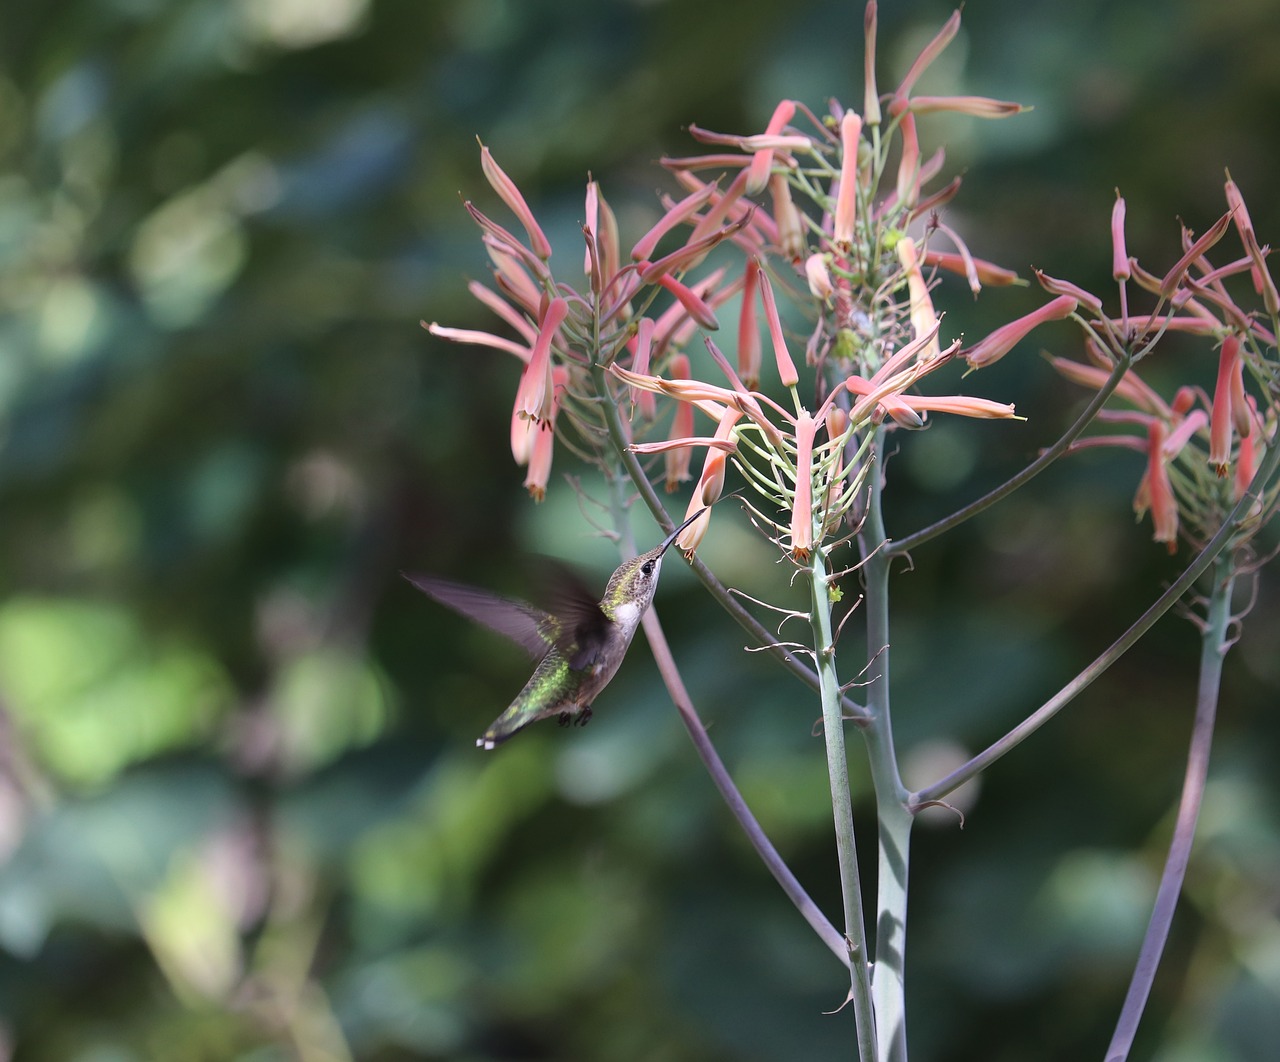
<box><xmin>524</xmin><ymin>366</ymin><xmax>567</xmax><ymax>502</ymax></box>
<box><xmin>1209</xmin><ymin>333</ymin><xmax>1244</xmax><ymax>475</ymax></box>
<box><xmin>790</xmin><ymin>412</ymin><xmax>817</xmax><ymax>561</ymax></box>
<box><xmin>746</xmin><ymin>100</ymin><xmax>797</xmax><ymax>195</ymax></box>
<box><xmin>515</xmin><ymin>296</ymin><xmax>568</xmax><ymax>423</ymax></box>
<box><xmin>896</xmin><ymin>238</ymin><xmax>940</xmax><ymax>360</ymax></box>
<box><xmin>738</xmin><ymin>258</ymin><xmax>762</xmax><ymax>388</ymax></box>
<box><xmin>834</xmin><ymin>110</ymin><xmax>863</xmax><ymax>247</ymax></box>
<box><xmin>805</xmin><ymin>254</ymin><xmax>835</xmax><ymax>302</ymax></box>
<box><xmin>664</xmin><ymin>355</ymin><xmax>696</xmax><ymax>491</ymax></box>
<box><xmin>770</xmin><ymin>174</ymin><xmax>805</xmax><ymax>262</ymax></box>
<box><xmin>479</xmin><ymin>143</ymin><xmax>553</xmax><ymax>260</ymax></box>
<box><xmin>1111</xmin><ymin>190</ymin><xmax>1130</xmax><ymax>281</ymax></box>
<box><xmin>896</xmin><ymin>9</ymin><xmax>960</xmax><ymax>98</ymax></box>
<box><xmin>758</xmin><ymin>270</ymin><xmax>801</xmax><ymax>388</ymax></box>
<box><xmin>863</xmin><ymin>2</ymin><xmax>881</xmax><ymax>125</ymax></box>
<box><xmin>643</xmin><ymin>267</ymin><xmax>720</xmax><ymax>331</ymax></box>
<box><xmin>1144</xmin><ymin>420</ymin><xmax>1178</xmax><ymax>553</ymax></box>
<box><xmin>963</xmin><ymin>295</ymin><xmax>1077</xmax><ymax>369</ymax></box>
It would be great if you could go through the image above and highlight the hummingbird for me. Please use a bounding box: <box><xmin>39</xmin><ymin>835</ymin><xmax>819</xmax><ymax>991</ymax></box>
<box><xmin>404</xmin><ymin>506</ymin><xmax>708</xmax><ymax>749</ymax></box>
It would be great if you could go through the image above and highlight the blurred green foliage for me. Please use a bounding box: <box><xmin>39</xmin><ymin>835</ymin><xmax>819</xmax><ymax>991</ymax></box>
<box><xmin>1</xmin><ymin>0</ymin><xmax>1279</xmax><ymax>1059</ymax></box>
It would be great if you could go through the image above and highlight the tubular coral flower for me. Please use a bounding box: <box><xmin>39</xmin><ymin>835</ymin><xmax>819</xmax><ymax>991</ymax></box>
<box><xmin>790</xmin><ymin>412</ymin><xmax>817</xmax><ymax>561</ymax></box>
<box><xmin>895</xmin><ymin>109</ymin><xmax>921</xmax><ymax>210</ymax></box>
<box><xmin>769</xmin><ymin>175</ymin><xmax>805</xmax><ymax>262</ymax></box>
<box><xmin>479</xmin><ymin>143</ymin><xmax>553</xmax><ymax>260</ymax></box>
<box><xmin>1034</xmin><ymin>270</ymin><xmax>1104</xmax><ymax>315</ymax></box>
<box><xmin>630</xmin><ymin>182</ymin><xmax>720</xmax><ymax>262</ymax></box>
<box><xmin>466</xmin><ymin>280</ymin><xmax>539</xmax><ymax>344</ymax></box>
<box><xmin>1047</xmin><ymin>357</ymin><xmax>1173</xmax><ymax>418</ymax></box>
<box><xmin>629</xmin><ymin>317</ymin><xmax>657</xmax><ymax>421</ymax></box>
<box><xmin>925</xmin><ymin>250</ymin><xmax>1020</xmax><ymax>292</ymax></box>
<box><xmin>906</xmin><ymin>95</ymin><xmax>1027</xmax><ymax>118</ymax></box>
<box><xmin>896</xmin><ymin>9</ymin><xmax>960</xmax><ymax>99</ymax></box>
<box><xmin>1159</xmin><ymin>210</ymin><xmax>1234</xmax><ymax>298</ymax></box>
<box><xmin>746</xmin><ymin>99</ymin><xmax>797</xmax><ymax>195</ymax></box>
<box><xmin>834</xmin><ymin>110</ymin><xmax>862</xmax><ymax>247</ymax></box>
<box><xmin>1209</xmin><ymin>333</ymin><xmax>1244</xmax><ymax>475</ymax></box>
<box><xmin>515</xmin><ymin>297</ymin><xmax>568</xmax><ymax>423</ymax></box>
<box><xmin>963</xmin><ymin>295</ymin><xmax>1077</xmax><ymax>369</ymax></box>
<box><xmin>738</xmin><ymin>258</ymin><xmax>762</xmax><ymax>388</ymax></box>
<box><xmin>647</xmin><ymin>269</ymin><xmax>720</xmax><ymax>331</ymax></box>
<box><xmin>523</xmin><ymin>366</ymin><xmax>567</xmax><ymax>502</ymax></box>
<box><xmin>665</xmin><ymin>355</ymin><xmax>695</xmax><ymax>491</ymax></box>
<box><xmin>805</xmin><ymin>254</ymin><xmax>835</xmax><ymax>302</ymax></box>
<box><xmin>758</xmin><ymin>270</ymin><xmax>801</xmax><ymax>387</ymax></box>
<box><xmin>1224</xmin><ymin>171</ymin><xmax>1280</xmax><ymax>313</ymax></box>
<box><xmin>863</xmin><ymin>2</ymin><xmax>881</xmax><ymax>125</ymax></box>
<box><xmin>425</xmin><ymin>323</ymin><xmax>529</xmax><ymax>362</ymax></box>
<box><xmin>1235</xmin><ymin>396</ymin><xmax>1261</xmax><ymax>501</ymax></box>
<box><xmin>1111</xmin><ymin>190</ymin><xmax>1130</xmax><ymax>281</ymax></box>
<box><xmin>1144</xmin><ymin>420</ymin><xmax>1179</xmax><ymax>553</ymax></box>
<box><xmin>896</xmin><ymin>238</ymin><xmax>940</xmax><ymax>360</ymax></box>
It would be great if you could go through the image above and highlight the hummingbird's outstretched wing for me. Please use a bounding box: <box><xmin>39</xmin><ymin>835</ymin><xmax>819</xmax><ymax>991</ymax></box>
<box><xmin>537</xmin><ymin>558</ymin><xmax>613</xmax><ymax>671</ymax></box>
<box><xmin>402</xmin><ymin>572</ymin><xmax>557</xmax><ymax>659</ymax></box>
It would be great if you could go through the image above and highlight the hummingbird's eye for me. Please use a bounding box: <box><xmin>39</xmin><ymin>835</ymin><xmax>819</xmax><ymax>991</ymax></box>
<box><xmin>641</xmin><ymin>559</ymin><xmax>655</xmax><ymax>576</ymax></box>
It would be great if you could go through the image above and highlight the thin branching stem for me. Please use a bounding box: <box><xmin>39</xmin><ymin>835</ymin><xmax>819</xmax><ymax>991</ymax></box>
<box><xmin>889</xmin><ymin>351</ymin><xmax>1133</xmax><ymax>557</ymax></box>
<box><xmin>913</xmin><ymin>435</ymin><xmax>1280</xmax><ymax>807</ymax></box>
<box><xmin>1104</xmin><ymin>557</ymin><xmax>1235</xmax><ymax>1061</ymax></box>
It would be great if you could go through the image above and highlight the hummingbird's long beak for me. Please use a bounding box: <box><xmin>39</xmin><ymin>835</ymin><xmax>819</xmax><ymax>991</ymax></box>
<box><xmin>656</xmin><ymin>505</ymin><xmax>710</xmax><ymax>555</ymax></box>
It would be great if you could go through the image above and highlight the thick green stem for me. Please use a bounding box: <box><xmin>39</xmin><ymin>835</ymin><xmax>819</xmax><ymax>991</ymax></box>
<box><xmin>809</xmin><ymin>545</ymin><xmax>879</xmax><ymax>1060</ymax></box>
<box><xmin>590</xmin><ymin>361</ymin><xmax>871</xmax><ymax>724</ymax></box>
<box><xmin>858</xmin><ymin>443</ymin><xmax>913</xmax><ymax>1062</ymax></box>
<box><xmin>1105</xmin><ymin>558</ymin><xmax>1236</xmax><ymax>1061</ymax></box>
<box><xmin>603</xmin><ymin>469</ymin><xmax>852</xmax><ymax>969</ymax></box>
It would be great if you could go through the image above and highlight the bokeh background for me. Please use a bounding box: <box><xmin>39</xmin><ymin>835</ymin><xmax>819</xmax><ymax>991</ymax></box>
<box><xmin>2</xmin><ymin>0</ymin><xmax>1280</xmax><ymax>1059</ymax></box>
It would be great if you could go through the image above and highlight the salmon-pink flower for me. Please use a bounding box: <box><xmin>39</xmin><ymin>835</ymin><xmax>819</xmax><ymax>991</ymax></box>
<box><xmin>1046</xmin><ymin>356</ymin><xmax>1173</xmax><ymax>419</ymax></box>
<box><xmin>906</xmin><ymin>96</ymin><xmax>1026</xmax><ymax>119</ymax></box>
<box><xmin>805</xmin><ymin>254</ymin><xmax>835</xmax><ymax>302</ymax></box>
<box><xmin>515</xmin><ymin>296</ymin><xmax>568</xmax><ymax>423</ymax></box>
<box><xmin>790</xmin><ymin>412</ymin><xmax>817</xmax><ymax>561</ymax></box>
<box><xmin>630</xmin><ymin>182</ymin><xmax>719</xmax><ymax>262</ymax></box>
<box><xmin>1235</xmin><ymin>396</ymin><xmax>1261</xmax><ymax>501</ymax></box>
<box><xmin>479</xmin><ymin>143</ymin><xmax>553</xmax><ymax>260</ymax></box>
<box><xmin>896</xmin><ymin>238</ymin><xmax>940</xmax><ymax>360</ymax></box>
<box><xmin>863</xmin><ymin>2</ymin><xmax>881</xmax><ymax>125</ymax></box>
<box><xmin>1209</xmin><ymin>333</ymin><xmax>1244</xmax><ymax>475</ymax></box>
<box><xmin>895</xmin><ymin>109</ymin><xmax>921</xmax><ymax>210</ymax></box>
<box><xmin>758</xmin><ymin>270</ymin><xmax>801</xmax><ymax>388</ymax></box>
<box><xmin>1111</xmin><ymin>191</ymin><xmax>1130</xmax><ymax>281</ymax></box>
<box><xmin>466</xmin><ymin>280</ymin><xmax>540</xmax><ymax>345</ymax></box>
<box><xmin>689</xmin><ymin>169</ymin><xmax>752</xmax><ymax>245</ymax></box>
<box><xmin>425</xmin><ymin>322</ymin><xmax>529</xmax><ymax>362</ymax></box>
<box><xmin>738</xmin><ymin>258</ymin><xmax>762</xmax><ymax>388</ymax></box>
<box><xmin>746</xmin><ymin>99</ymin><xmax>797</xmax><ymax>195</ymax></box>
<box><xmin>646</xmin><ymin>268</ymin><xmax>721</xmax><ymax>331</ymax></box>
<box><xmin>834</xmin><ymin>111</ymin><xmax>862</xmax><ymax>247</ymax></box>
<box><xmin>823</xmin><ymin>405</ymin><xmax>851</xmax><ymax>512</ymax></box>
<box><xmin>523</xmin><ymin>366</ymin><xmax>567</xmax><ymax>502</ymax></box>
<box><xmin>1034</xmin><ymin>270</ymin><xmax>1105</xmax><ymax>316</ymax></box>
<box><xmin>925</xmin><ymin>250</ymin><xmax>1019</xmax><ymax>293</ymax></box>
<box><xmin>1159</xmin><ymin>210</ymin><xmax>1234</xmax><ymax>298</ymax></box>
<box><xmin>629</xmin><ymin>317</ymin><xmax>657</xmax><ymax>421</ymax></box>
<box><xmin>963</xmin><ymin>294</ymin><xmax>1077</xmax><ymax>369</ymax></box>
<box><xmin>770</xmin><ymin>175</ymin><xmax>805</xmax><ymax>262</ymax></box>
<box><xmin>1223</xmin><ymin>171</ymin><xmax>1280</xmax><ymax>314</ymax></box>
<box><xmin>485</xmin><ymin>241</ymin><xmax>544</xmax><ymax>315</ymax></box>
<box><xmin>896</xmin><ymin>9</ymin><xmax>960</xmax><ymax>99</ymax></box>
<box><xmin>665</xmin><ymin>355</ymin><xmax>695</xmax><ymax>491</ymax></box>
<box><xmin>1143</xmin><ymin>420</ymin><xmax>1178</xmax><ymax>553</ymax></box>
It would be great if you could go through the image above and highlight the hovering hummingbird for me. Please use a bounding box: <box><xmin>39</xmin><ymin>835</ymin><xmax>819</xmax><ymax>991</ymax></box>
<box><xmin>405</xmin><ymin>506</ymin><xmax>708</xmax><ymax>749</ymax></box>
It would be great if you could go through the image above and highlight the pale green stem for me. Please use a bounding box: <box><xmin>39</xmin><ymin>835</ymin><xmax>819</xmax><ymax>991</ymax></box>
<box><xmin>858</xmin><ymin>436</ymin><xmax>913</xmax><ymax>1062</ymax></box>
<box><xmin>604</xmin><ymin>467</ymin><xmax>852</xmax><ymax>969</ymax></box>
<box><xmin>913</xmin><ymin>433</ymin><xmax>1280</xmax><ymax>806</ymax></box>
<box><xmin>809</xmin><ymin>544</ymin><xmax>878</xmax><ymax>1060</ymax></box>
<box><xmin>1105</xmin><ymin>558</ymin><xmax>1236</xmax><ymax>1062</ymax></box>
<box><xmin>590</xmin><ymin>361</ymin><xmax>870</xmax><ymax>723</ymax></box>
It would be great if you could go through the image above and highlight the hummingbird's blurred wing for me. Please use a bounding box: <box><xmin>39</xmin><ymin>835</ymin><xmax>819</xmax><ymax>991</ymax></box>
<box><xmin>539</xmin><ymin>558</ymin><xmax>612</xmax><ymax>671</ymax></box>
<box><xmin>402</xmin><ymin>573</ymin><xmax>557</xmax><ymax>659</ymax></box>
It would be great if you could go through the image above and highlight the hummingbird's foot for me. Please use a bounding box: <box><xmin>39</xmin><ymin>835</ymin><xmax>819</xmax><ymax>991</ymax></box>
<box><xmin>574</xmin><ymin>706</ymin><xmax>593</xmax><ymax>728</ymax></box>
<box><xmin>557</xmin><ymin>711</ymin><xmax>572</xmax><ymax>728</ymax></box>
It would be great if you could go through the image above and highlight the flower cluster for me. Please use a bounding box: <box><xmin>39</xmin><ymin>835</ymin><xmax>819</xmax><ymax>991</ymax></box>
<box><xmin>426</xmin><ymin>3</ymin><xmax>1094</xmax><ymax>565</ymax></box>
<box><xmin>1044</xmin><ymin>177</ymin><xmax>1279</xmax><ymax>552</ymax></box>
